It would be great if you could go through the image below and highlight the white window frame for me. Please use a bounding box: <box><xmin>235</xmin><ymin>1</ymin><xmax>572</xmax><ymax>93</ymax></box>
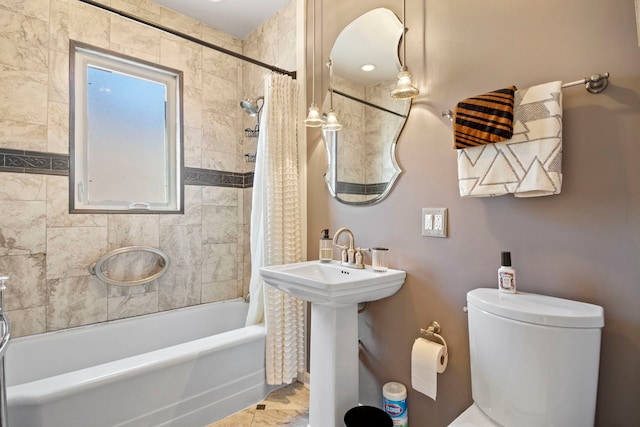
<box><xmin>70</xmin><ymin>41</ymin><xmax>183</xmax><ymax>213</ymax></box>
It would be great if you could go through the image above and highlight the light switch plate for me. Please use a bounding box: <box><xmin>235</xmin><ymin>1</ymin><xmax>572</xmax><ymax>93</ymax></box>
<box><xmin>422</xmin><ymin>208</ymin><xmax>448</xmax><ymax>238</ymax></box>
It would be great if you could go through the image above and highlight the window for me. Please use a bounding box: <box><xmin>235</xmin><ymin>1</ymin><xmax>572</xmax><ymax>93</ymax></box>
<box><xmin>70</xmin><ymin>41</ymin><xmax>183</xmax><ymax>213</ymax></box>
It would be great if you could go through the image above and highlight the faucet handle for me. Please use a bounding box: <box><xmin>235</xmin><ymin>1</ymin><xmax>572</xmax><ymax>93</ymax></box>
<box><xmin>354</xmin><ymin>247</ymin><xmax>369</xmax><ymax>268</ymax></box>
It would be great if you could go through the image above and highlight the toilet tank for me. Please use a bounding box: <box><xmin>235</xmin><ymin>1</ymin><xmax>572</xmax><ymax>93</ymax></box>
<box><xmin>466</xmin><ymin>288</ymin><xmax>604</xmax><ymax>427</ymax></box>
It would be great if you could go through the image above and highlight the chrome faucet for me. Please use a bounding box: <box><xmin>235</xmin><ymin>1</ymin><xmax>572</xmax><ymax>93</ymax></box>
<box><xmin>332</xmin><ymin>228</ymin><xmax>368</xmax><ymax>269</ymax></box>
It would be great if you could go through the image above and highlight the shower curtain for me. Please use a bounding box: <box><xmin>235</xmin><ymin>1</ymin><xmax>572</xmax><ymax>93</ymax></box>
<box><xmin>246</xmin><ymin>73</ymin><xmax>305</xmax><ymax>385</ymax></box>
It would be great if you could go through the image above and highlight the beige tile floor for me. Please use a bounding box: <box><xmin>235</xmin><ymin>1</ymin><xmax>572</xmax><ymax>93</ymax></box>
<box><xmin>207</xmin><ymin>382</ymin><xmax>309</xmax><ymax>427</ymax></box>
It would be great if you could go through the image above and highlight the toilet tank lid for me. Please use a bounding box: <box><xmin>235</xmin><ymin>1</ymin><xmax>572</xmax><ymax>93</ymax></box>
<box><xmin>467</xmin><ymin>288</ymin><xmax>604</xmax><ymax>328</ymax></box>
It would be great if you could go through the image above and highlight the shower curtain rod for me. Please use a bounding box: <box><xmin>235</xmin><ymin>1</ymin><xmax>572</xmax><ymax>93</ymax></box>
<box><xmin>77</xmin><ymin>0</ymin><xmax>297</xmax><ymax>79</ymax></box>
<box><xmin>441</xmin><ymin>71</ymin><xmax>610</xmax><ymax>120</ymax></box>
<box><xmin>333</xmin><ymin>89</ymin><xmax>408</xmax><ymax>118</ymax></box>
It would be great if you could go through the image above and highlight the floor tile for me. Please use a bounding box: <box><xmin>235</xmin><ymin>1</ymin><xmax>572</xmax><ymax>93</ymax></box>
<box><xmin>251</xmin><ymin>409</ymin><xmax>308</xmax><ymax>426</ymax></box>
<box><xmin>207</xmin><ymin>382</ymin><xmax>309</xmax><ymax>427</ymax></box>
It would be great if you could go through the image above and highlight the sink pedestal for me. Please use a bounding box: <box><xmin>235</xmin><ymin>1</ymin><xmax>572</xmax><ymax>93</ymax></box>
<box><xmin>258</xmin><ymin>261</ymin><xmax>406</xmax><ymax>427</ymax></box>
<box><xmin>309</xmin><ymin>303</ymin><xmax>359</xmax><ymax>427</ymax></box>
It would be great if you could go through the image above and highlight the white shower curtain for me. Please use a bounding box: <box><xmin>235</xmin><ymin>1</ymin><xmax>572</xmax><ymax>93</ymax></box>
<box><xmin>246</xmin><ymin>73</ymin><xmax>305</xmax><ymax>385</ymax></box>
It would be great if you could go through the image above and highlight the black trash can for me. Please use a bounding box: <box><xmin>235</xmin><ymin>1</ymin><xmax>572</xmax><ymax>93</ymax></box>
<box><xmin>344</xmin><ymin>405</ymin><xmax>393</xmax><ymax>427</ymax></box>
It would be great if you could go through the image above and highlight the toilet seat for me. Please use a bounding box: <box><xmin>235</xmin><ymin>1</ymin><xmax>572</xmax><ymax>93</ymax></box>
<box><xmin>447</xmin><ymin>403</ymin><xmax>499</xmax><ymax>427</ymax></box>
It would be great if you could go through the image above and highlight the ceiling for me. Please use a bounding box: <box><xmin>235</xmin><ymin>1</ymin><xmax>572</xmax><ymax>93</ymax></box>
<box><xmin>151</xmin><ymin>1</ymin><xmax>402</xmax><ymax>88</ymax></box>
<box><xmin>152</xmin><ymin>0</ymin><xmax>291</xmax><ymax>39</ymax></box>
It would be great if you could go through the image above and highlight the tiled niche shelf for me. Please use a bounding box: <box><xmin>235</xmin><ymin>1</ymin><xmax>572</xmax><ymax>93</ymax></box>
<box><xmin>0</xmin><ymin>148</ymin><xmax>254</xmax><ymax>188</ymax></box>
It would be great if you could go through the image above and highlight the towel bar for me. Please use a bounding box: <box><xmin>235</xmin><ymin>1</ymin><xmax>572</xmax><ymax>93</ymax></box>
<box><xmin>561</xmin><ymin>72</ymin><xmax>609</xmax><ymax>93</ymax></box>
<box><xmin>442</xmin><ymin>71</ymin><xmax>610</xmax><ymax>121</ymax></box>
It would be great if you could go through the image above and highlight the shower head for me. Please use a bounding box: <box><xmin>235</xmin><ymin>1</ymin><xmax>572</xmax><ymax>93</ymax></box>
<box><xmin>240</xmin><ymin>96</ymin><xmax>264</xmax><ymax>116</ymax></box>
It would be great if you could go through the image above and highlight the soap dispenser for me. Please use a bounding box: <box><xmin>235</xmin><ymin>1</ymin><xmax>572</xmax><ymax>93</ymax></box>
<box><xmin>319</xmin><ymin>229</ymin><xmax>333</xmax><ymax>262</ymax></box>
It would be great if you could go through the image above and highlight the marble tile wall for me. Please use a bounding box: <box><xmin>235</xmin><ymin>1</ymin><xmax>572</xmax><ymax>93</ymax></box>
<box><xmin>332</xmin><ymin>76</ymin><xmax>367</xmax><ymax>186</ymax></box>
<box><xmin>0</xmin><ymin>0</ymin><xmax>297</xmax><ymax>337</ymax></box>
<box><xmin>240</xmin><ymin>0</ymin><xmax>298</xmax><ymax>295</ymax></box>
<box><xmin>364</xmin><ymin>78</ymin><xmax>407</xmax><ymax>184</ymax></box>
<box><xmin>324</xmin><ymin>76</ymin><xmax>405</xmax><ymax>203</ymax></box>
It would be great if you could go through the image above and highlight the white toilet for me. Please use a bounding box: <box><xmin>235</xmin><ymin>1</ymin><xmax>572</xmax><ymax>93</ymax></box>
<box><xmin>449</xmin><ymin>288</ymin><xmax>604</xmax><ymax>427</ymax></box>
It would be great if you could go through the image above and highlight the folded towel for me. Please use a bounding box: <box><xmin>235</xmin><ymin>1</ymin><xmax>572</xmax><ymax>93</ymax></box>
<box><xmin>457</xmin><ymin>81</ymin><xmax>563</xmax><ymax>198</ymax></box>
<box><xmin>453</xmin><ymin>86</ymin><xmax>517</xmax><ymax>149</ymax></box>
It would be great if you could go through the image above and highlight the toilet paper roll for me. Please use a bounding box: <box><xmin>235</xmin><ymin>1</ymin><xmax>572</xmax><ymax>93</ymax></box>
<box><xmin>411</xmin><ymin>338</ymin><xmax>448</xmax><ymax>400</ymax></box>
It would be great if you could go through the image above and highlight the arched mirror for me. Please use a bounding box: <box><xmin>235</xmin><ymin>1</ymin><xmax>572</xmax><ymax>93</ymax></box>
<box><xmin>322</xmin><ymin>8</ymin><xmax>411</xmax><ymax>205</ymax></box>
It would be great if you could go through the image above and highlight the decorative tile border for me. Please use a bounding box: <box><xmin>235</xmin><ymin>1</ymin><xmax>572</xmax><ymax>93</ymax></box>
<box><xmin>336</xmin><ymin>181</ymin><xmax>388</xmax><ymax>196</ymax></box>
<box><xmin>184</xmin><ymin>167</ymin><xmax>253</xmax><ymax>188</ymax></box>
<box><xmin>0</xmin><ymin>149</ymin><xmax>254</xmax><ymax>188</ymax></box>
<box><xmin>0</xmin><ymin>148</ymin><xmax>69</xmax><ymax>176</ymax></box>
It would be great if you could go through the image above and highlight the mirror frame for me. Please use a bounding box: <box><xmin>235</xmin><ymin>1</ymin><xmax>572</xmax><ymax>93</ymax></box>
<box><xmin>323</xmin><ymin>91</ymin><xmax>409</xmax><ymax>206</ymax></box>
<box><xmin>322</xmin><ymin>8</ymin><xmax>409</xmax><ymax>205</ymax></box>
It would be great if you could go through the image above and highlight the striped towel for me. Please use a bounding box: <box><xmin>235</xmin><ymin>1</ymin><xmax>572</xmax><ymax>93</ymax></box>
<box><xmin>453</xmin><ymin>86</ymin><xmax>517</xmax><ymax>149</ymax></box>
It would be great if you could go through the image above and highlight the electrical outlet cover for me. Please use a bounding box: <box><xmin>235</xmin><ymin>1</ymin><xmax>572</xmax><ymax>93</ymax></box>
<box><xmin>422</xmin><ymin>208</ymin><xmax>447</xmax><ymax>238</ymax></box>
<box><xmin>424</xmin><ymin>214</ymin><xmax>433</xmax><ymax>230</ymax></box>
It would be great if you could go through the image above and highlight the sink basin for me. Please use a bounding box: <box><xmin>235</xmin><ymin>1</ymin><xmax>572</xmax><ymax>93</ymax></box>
<box><xmin>260</xmin><ymin>260</ymin><xmax>406</xmax><ymax>306</ymax></box>
<box><xmin>261</xmin><ymin>260</ymin><xmax>406</xmax><ymax>426</ymax></box>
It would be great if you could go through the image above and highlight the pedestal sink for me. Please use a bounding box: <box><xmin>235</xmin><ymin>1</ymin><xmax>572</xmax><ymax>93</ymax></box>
<box><xmin>260</xmin><ymin>260</ymin><xmax>406</xmax><ymax>427</ymax></box>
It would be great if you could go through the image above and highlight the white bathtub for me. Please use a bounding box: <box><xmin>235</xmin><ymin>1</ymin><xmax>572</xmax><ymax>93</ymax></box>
<box><xmin>5</xmin><ymin>299</ymin><xmax>275</xmax><ymax>427</ymax></box>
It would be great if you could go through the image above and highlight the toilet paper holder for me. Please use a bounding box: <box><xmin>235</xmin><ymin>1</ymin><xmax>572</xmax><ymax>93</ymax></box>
<box><xmin>419</xmin><ymin>321</ymin><xmax>448</xmax><ymax>359</ymax></box>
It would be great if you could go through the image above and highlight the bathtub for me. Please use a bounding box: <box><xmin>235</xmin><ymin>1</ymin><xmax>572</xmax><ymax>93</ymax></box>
<box><xmin>5</xmin><ymin>299</ymin><xmax>276</xmax><ymax>427</ymax></box>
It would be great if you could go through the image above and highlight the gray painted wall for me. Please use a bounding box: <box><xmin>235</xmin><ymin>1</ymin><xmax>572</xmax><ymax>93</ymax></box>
<box><xmin>306</xmin><ymin>0</ymin><xmax>640</xmax><ymax>425</ymax></box>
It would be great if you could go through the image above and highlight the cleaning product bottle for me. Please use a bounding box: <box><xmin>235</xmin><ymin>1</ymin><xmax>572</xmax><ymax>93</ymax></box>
<box><xmin>498</xmin><ymin>251</ymin><xmax>516</xmax><ymax>293</ymax></box>
<box><xmin>319</xmin><ymin>229</ymin><xmax>333</xmax><ymax>262</ymax></box>
<box><xmin>383</xmin><ymin>382</ymin><xmax>408</xmax><ymax>427</ymax></box>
